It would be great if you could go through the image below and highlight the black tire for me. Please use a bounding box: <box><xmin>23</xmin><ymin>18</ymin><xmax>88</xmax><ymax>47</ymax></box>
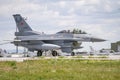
<box><xmin>37</xmin><ymin>50</ymin><xmax>43</xmax><ymax>56</ymax></box>
<box><xmin>71</xmin><ymin>52</ymin><xmax>75</xmax><ymax>56</ymax></box>
<box><xmin>52</xmin><ymin>51</ymin><xmax>58</xmax><ymax>56</ymax></box>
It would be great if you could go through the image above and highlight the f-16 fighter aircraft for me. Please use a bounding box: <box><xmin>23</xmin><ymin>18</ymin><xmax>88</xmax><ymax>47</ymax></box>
<box><xmin>12</xmin><ymin>14</ymin><xmax>106</xmax><ymax>56</ymax></box>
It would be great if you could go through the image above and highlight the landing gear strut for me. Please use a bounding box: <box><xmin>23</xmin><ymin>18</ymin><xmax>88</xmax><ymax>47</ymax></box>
<box><xmin>37</xmin><ymin>50</ymin><xmax>43</xmax><ymax>56</ymax></box>
<box><xmin>52</xmin><ymin>50</ymin><xmax>58</xmax><ymax>56</ymax></box>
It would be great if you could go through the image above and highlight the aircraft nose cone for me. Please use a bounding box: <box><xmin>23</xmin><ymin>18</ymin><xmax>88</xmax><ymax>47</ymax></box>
<box><xmin>91</xmin><ymin>37</ymin><xmax>106</xmax><ymax>42</ymax></box>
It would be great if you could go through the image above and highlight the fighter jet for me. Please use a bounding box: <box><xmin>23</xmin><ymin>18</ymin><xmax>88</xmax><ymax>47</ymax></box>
<box><xmin>12</xmin><ymin>14</ymin><xmax>106</xmax><ymax>56</ymax></box>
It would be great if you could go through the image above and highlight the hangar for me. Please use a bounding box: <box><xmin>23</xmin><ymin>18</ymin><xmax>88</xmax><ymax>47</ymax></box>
<box><xmin>111</xmin><ymin>41</ymin><xmax>120</xmax><ymax>52</ymax></box>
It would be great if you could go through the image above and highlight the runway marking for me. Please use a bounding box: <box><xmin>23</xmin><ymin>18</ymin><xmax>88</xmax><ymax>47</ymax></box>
<box><xmin>0</xmin><ymin>55</ymin><xmax>120</xmax><ymax>62</ymax></box>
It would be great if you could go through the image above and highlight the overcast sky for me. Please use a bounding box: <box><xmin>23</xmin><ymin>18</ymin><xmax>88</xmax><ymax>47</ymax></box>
<box><xmin>0</xmin><ymin>0</ymin><xmax>120</xmax><ymax>52</ymax></box>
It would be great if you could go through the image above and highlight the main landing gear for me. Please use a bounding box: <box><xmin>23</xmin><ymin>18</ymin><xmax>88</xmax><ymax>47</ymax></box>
<box><xmin>37</xmin><ymin>50</ymin><xmax>59</xmax><ymax>57</ymax></box>
<box><xmin>71</xmin><ymin>52</ymin><xmax>75</xmax><ymax>56</ymax></box>
<box><xmin>52</xmin><ymin>50</ymin><xmax>58</xmax><ymax>56</ymax></box>
<box><xmin>37</xmin><ymin>50</ymin><xmax>43</xmax><ymax>56</ymax></box>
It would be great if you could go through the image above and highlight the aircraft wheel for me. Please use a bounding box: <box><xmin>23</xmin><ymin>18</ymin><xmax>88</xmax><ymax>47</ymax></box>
<box><xmin>52</xmin><ymin>51</ymin><xmax>58</xmax><ymax>56</ymax></box>
<box><xmin>71</xmin><ymin>52</ymin><xmax>75</xmax><ymax>56</ymax></box>
<box><xmin>37</xmin><ymin>50</ymin><xmax>43</xmax><ymax>56</ymax></box>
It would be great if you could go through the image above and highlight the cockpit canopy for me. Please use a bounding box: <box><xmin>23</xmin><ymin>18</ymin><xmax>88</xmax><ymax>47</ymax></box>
<box><xmin>57</xmin><ymin>29</ymin><xmax>87</xmax><ymax>34</ymax></box>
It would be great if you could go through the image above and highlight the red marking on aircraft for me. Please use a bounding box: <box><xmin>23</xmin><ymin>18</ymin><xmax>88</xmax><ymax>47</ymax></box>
<box><xmin>20</xmin><ymin>22</ymin><xmax>24</xmax><ymax>25</ymax></box>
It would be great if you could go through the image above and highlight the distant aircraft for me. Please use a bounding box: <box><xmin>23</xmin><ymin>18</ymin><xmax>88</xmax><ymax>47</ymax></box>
<box><xmin>12</xmin><ymin>14</ymin><xmax>106</xmax><ymax>56</ymax></box>
<box><xmin>0</xmin><ymin>48</ymin><xmax>10</xmax><ymax>57</ymax></box>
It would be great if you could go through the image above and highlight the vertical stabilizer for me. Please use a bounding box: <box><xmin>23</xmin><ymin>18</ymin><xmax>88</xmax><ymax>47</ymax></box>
<box><xmin>13</xmin><ymin>14</ymin><xmax>32</xmax><ymax>32</ymax></box>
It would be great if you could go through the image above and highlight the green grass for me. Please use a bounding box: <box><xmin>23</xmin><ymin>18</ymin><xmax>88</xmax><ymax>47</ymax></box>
<box><xmin>88</xmin><ymin>55</ymin><xmax>108</xmax><ymax>58</ymax></box>
<box><xmin>0</xmin><ymin>59</ymin><xmax>120</xmax><ymax>80</ymax></box>
<box><xmin>73</xmin><ymin>55</ymin><xmax>83</xmax><ymax>58</ymax></box>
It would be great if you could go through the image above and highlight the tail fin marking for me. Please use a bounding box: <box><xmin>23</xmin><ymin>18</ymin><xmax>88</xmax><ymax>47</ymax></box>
<box><xmin>13</xmin><ymin>14</ymin><xmax>32</xmax><ymax>32</ymax></box>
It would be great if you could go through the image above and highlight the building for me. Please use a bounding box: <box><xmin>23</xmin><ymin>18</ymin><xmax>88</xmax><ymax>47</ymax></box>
<box><xmin>111</xmin><ymin>41</ymin><xmax>120</xmax><ymax>52</ymax></box>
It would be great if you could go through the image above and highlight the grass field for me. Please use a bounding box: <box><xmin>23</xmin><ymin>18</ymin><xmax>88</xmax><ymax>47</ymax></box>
<box><xmin>0</xmin><ymin>59</ymin><xmax>120</xmax><ymax>80</ymax></box>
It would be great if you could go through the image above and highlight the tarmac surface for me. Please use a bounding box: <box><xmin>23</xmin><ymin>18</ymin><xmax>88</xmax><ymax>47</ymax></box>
<box><xmin>0</xmin><ymin>55</ymin><xmax>120</xmax><ymax>62</ymax></box>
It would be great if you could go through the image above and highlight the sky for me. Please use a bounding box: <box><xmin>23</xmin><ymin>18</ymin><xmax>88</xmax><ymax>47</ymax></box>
<box><xmin>0</xmin><ymin>0</ymin><xmax>120</xmax><ymax>52</ymax></box>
